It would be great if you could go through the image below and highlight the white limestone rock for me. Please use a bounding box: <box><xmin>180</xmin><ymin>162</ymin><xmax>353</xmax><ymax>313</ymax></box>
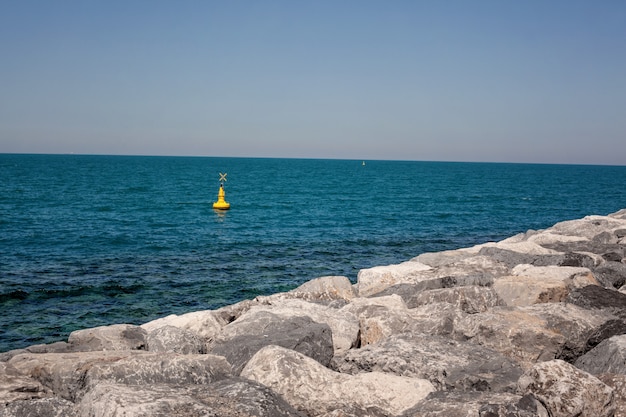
<box><xmin>493</xmin><ymin>264</ymin><xmax>598</xmax><ymax>306</ymax></box>
<box><xmin>356</xmin><ymin>260</ymin><xmax>431</xmax><ymax>297</ymax></box>
<box><xmin>68</xmin><ymin>324</ymin><xmax>146</xmax><ymax>352</ymax></box>
<box><xmin>140</xmin><ymin>309</ymin><xmax>222</xmax><ymax>343</ymax></box>
<box><xmin>241</xmin><ymin>345</ymin><xmax>435</xmax><ymax>417</ymax></box>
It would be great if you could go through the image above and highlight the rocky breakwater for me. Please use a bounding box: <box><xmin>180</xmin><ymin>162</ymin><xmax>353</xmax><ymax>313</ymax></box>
<box><xmin>2</xmin><ymin>209</ymin><xmax>626</xmax><ymax>417</ymax></box>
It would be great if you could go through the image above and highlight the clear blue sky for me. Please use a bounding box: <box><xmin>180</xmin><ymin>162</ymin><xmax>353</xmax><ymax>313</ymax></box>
<box><xmin>1</xmin><ymin>1</ymin><xmax>625</xmax><ymax>164</ymax></box>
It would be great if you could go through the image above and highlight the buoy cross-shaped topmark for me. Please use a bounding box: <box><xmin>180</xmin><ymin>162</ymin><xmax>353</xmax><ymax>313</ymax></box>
<box><xmin>213</xmin><ymin>172</ymin><xmax>230</xmax><ymax>210</ymax></box>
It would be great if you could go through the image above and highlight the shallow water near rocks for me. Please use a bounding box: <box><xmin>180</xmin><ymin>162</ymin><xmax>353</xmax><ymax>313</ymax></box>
<box><xmin>1</xmin><ymin>154</ymin><xmax>625</xmax><ymax>351</ymax></box>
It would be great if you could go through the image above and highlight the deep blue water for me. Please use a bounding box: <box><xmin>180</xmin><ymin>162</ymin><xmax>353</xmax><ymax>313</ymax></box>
<box><xmin>1</xmin><ymin>154</ymin><xmax>625</xmax><ymax>352</ymax></box>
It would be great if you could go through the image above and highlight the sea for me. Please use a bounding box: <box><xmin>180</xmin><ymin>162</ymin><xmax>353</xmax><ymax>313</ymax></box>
<box><xmin>1</xmin><ymin>154</ymin><xmax>626</xmax><ymax>352</ymax></box>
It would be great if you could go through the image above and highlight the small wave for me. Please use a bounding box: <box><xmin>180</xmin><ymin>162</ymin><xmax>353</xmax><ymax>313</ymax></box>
<box><xmin>32</xmin><ymin>281</ymin><xmax>144</xmax><ymax>300</ymax></box>
<box><xmin>0</xmin><ymin>290</ymin><xmax>29</xmax><ymax>303</ymax></box>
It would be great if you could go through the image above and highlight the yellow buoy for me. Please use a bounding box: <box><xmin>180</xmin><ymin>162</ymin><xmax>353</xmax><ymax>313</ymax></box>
<box><xmin>212</xmin><ymin>173</ymin><xmax>230</xmax><ymax>210</ymax></box>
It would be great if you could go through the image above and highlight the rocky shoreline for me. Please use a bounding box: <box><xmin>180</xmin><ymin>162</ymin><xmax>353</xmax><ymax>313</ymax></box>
<box><xmin>2</xmin><ymin>209</ymin><xmax>626</xmax><ymax>416</ymax></box>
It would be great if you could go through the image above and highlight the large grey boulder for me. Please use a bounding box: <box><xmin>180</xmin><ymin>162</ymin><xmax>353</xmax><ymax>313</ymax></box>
<box><xmin>68</xmin><ymin>324</ymin><xmax>147</xmax><ymax>352</ymax></box>
<box><xmin>228</xmin><ymin>298</ymin><xmax>359</xmax><ymax>355</ymax></box>
<box><xmin>593</xmin><ymin>261</ymin><xmax>626</xmax><ymax>289</ymax></box>
<box><xmin>478</xmin><ymin>241</ymin><xmax>565</xmax><ymax>268</ymax></box>
<box><xmin>338</xmin><ymin>295</ymin><xmax>413</xmax><ymax>346</ymax></box>
<box><xmin>360</xmin><ymin>255</ymin><xmax>508</xmax><ymax>298</ymax></box>
<box><xmin>331</xmin><ymin>333</ymin><xmax>523</xmax><ymax>392</ymax></box>
<box><xmin>145</xmin><ymin>325</ymin><xmax>205</xmax><ymax>354</ymax></box>
<box><xmin>7</xmin><ymin>351</ymin><xmax>231</xmax><ymax>402</ymax></box>
<box><xmin>524</xmin><ymin>302</ymin><xmax>626</xmax><ymax>362</ymax></box>
<box><xmin>518</xmin><ymin>359</ymin><xmax>615</xmax><ymax>417</ymax></box>
<box><xmin>82</xmin><ymin>353</ymin><xmax>232</xmax><ymax>394</ymax></box>
<box><xmin>0</xmin><ymin>397</ymin><xmax>77</xmax><ymax>417</ymax></box>
<box><xmin>341</xmin><ymin>295</ymin><xmax>463</xmax><ymax>346</ymax></box>
<box><xmin>208</xmin><ymin>311</ymin><xmax>334</xmax><ymax>374</ymax></box>
<box><xmin>575</xmin><ymin>334</ymin><xmax>626</xmax><ymax>375</ymax></box>
<box><xmin>453</xmin><ymin>303</ymin><xmax>622</xmax><ymax>368</ymax></box>
<box><xmin>241</xmin><ymin>345</ymin><xmax>434</xmax><ymax>417</ymax></box>
<box><xmin>453</xmin><ymin>306</ymin><xmax>566</xmax><ymax>368</ymax></box>
<box><xmin>76</xmin><ymin>379</ymin><xmax>303</xmax><ymax>417</ymax></box>
<box><xmin>558</xmin><ymin>250</ymin><xmax>605</xmax><ymax>268</ymax></box>
<box><xmin>566</xmin><ymin>284</ymin><xmax>626</xmax><ymax>319</ymax></box>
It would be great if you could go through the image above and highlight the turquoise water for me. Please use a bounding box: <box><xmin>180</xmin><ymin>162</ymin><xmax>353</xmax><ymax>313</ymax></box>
<box><xmin>1</xmin><ymin>154</ymin><xmax>626</xmax><ymax>352</ymax></box>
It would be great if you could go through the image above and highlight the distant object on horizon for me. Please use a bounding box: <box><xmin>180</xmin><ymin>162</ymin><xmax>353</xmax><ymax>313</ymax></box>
<box><xmin>212</xmin><ymin>172</ymin><xmax>230</xmax><ymax>210</ymax></box>
<box><xmin>362</xmin><ymin>161</ymin><xmax>365</xmax><ymax>166</ymax></box>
